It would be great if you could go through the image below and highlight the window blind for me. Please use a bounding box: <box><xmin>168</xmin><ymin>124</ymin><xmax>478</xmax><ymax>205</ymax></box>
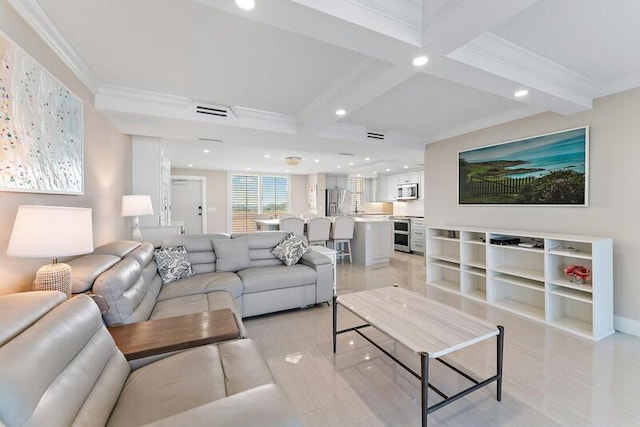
<box><xmin>231</xmin><ymin>174</ymin><xmax>289</xmax><ymax>232</ymax></box>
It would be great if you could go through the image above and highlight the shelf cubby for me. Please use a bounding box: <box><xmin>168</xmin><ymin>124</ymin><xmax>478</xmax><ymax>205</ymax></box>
<box><xmin>426</xmin><ymin>225</ymin><xmax>613</xmax><ymax>341</ymax></box>
<box><xmin>461</xmin><ymin>271</ymin><xmax>486</xmax><ymax>301</ymax></box>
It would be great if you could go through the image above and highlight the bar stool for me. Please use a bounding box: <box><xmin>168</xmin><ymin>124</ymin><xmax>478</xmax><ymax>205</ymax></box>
<box><xmin>306</xmin><ymin>217</ymin><xmax>331</xmax><ymax>247</ymax></box>
<box><xmin>329</xmin><ymin>216</ymin><xmax>355</xmax><ymax>263</ymax></box>
<box><xmin>279</xmin><ymin>217</ymin><xmax>305</xmax><ymax>237</ymax></box>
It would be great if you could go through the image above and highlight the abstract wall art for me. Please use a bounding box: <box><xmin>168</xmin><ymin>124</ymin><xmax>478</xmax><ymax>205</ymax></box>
<box><xmin>459</xmin><ymin>127</ymin><xmax>589</xmax><ymax>206</ymax></box>
<box><xmin>0</xmin><ymin>31</ymin><xmax>83</xmax><ymax>194</ymax></box>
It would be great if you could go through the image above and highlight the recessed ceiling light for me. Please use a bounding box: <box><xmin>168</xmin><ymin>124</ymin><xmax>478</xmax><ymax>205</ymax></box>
<box><xmin>337</xmin><ymin>165</ymin><xmax>342</xmax><ymax>169</ymax></box>
<box><xmin>404</xmin><ymin>165</ymin><xmax>409</xmax><ymax>169</ymax></box>
<box><xmin>285</xmin><ymin>169</ymin><xmax>290</xmax><ymax>173</ymax></box>
<box><xmin>314</xmin><ymin>159</ymin><xmax>320</xmax><ymax>163</ymax></box>
<box><xmin>357</xmin><ymin>174</ymin><xmax>361</xmax><ymax>177</ymax></box>
<box><xmin>264</xmin><ymin>154</ymin><xmax>270</xmax><ymax>158</ymax></box>
<box><xmin>385</xmin><ymin>168</ymin><xmax>391</xmax><ymax>172</ymax></box>
<box><xmin>246</xmin><ymin>167</ymin><xmax>251</xmax><ymax>171</ymax></box>
<box><xmin>365</xmin><ymin>157</ymin><xmax>370</xmax><ymax>161</ymax></box>
<box><xmin>349</xmin><ymin>162</ymin><xmax>354</xmax><ymax>166</ymax></box>
<box><xmin>336</xmin><ymin>108</ymin><xmax>346</xmax><ymax>116</ymax></box>
<box><xmin>188</xmin><ymin>164</ymin><xmax>193</xmax><ymax>168</ymax></box>
<box><xmin>235</xmin><ymin>0</ymin><xmax>255</xmax><ymax>10</ymax></box>
<box><xmin>203</xmin><ymin>149</ymin><xmax>210</xmax><ymax>154</ymax></box>
<box><xmin>412</xmin><ymin>55</ymin><xmax>429</xmax><ymax>67</ymax></box>
<box><xmin>514</xmin><ymin>89</ymin><xmax>529</xmax><ymax>97</ymax></box>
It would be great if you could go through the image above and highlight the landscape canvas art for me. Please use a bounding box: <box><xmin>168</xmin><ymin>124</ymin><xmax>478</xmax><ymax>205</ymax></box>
<box><xmin>0</xmin><ymin>32</ymin><xmax>83</xmax><ymax>194</ymax></box>
<box><xmin>459</xmin><ymin>127</ymin><xmax>588</xmax><ymax>205</ymax></box>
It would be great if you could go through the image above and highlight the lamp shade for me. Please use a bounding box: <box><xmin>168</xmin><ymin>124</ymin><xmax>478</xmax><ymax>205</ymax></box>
<box><xmin>7</xmin><ymin>205</ymin><xmax>94</xmax><ymax>258</ymax></box>
<box><xmin>121</xmin><ymin>195</ymin><xmax>154</xmax><ymax>217</ymax></box>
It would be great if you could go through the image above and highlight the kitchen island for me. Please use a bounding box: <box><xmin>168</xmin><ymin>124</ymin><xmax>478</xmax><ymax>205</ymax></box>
<box><xmin>351</xmin><ymin>217</ymin><xmax>394</xmax><ymax>265</ymax></box>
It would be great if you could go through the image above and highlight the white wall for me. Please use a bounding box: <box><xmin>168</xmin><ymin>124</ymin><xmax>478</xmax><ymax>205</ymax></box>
<box><xmin>171</xmin><ymin>169</ymin><xmax>307</xmax><ymax>232</ymax></box>
<box><xmin>0</xmin><ymin>1</ymin><xmax>131</xmax><ymax>295</ymax></box>
<box><xmin>425</xmin><ymin>87</ymin><xmax>640</xmax><ymax>332</ymax></box>
<box><xmin>172</xmin><ymin>168</ymin><xmax>227</xmax><ymax>233</ymax></box>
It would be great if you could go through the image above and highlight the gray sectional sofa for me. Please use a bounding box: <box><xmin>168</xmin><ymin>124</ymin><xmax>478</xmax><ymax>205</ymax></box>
<box><xmin>69</xmin><ymin>230</ymin><xmax>333</xmax><ymax>331</ymax></box>
<box><xmin>0</xmin><ymin>291</ymin><xmax>301</xmax><ymax>427</ymax></box>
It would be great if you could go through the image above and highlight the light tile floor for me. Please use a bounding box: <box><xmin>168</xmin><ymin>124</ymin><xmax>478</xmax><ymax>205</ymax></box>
<box><xmin>244</xmin><ymin>252</ymin><xmax>640</xmax><ymax>426</ymax></box>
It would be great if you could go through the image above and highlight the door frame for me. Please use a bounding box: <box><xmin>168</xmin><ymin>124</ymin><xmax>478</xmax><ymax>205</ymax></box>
<box><xmin>171</xmin><ymin>175</ymin><xmax>207</xmax><ymax>234</ymax></box>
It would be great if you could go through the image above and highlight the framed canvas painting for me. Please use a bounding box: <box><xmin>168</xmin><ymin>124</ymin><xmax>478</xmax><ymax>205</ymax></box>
<box><xmin>458</xmin><ymin>127</ymin><xmax>589</xmax><ymax>206</ymax></box>
<box><xmin>0</xmin><ymin>31</ymin><xmax>84</xmax><ymax>195</ymax></box>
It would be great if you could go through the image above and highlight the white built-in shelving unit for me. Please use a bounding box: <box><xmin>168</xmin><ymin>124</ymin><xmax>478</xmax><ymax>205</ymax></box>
<box><xmin>426</xmin><ymin>226</ymin><xmax>614</xmax><ymax>341</ymax></box>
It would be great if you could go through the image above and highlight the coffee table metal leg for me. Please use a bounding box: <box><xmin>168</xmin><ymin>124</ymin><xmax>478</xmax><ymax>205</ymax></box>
<box><xmin>497</xmin><ymin>325</ymin><xmax>505</xmax><ymax>401</ymax></box>
<box><xmin>421</xmin><ymin>352</ymin><xmax>429</xmax><ymax>426</ymax></box>
<box><xmin>332</xmin><ymin>295</ymin><xmax>338</xmax><ymax>353</ymax></box>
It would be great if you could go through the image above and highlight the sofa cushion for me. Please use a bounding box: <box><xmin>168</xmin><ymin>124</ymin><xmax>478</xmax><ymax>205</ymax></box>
<box><xmin>270</xmin><ymin>233</ymin><xmax>309</xmax><ymax>266</ymax></box>
<box><xmin>238</xmin><ymin>264</ymin><xmax>316</xmax><ymax>294</ymax></box>
<box><xmin>213</xmin><ymin>237</ymin><xmax>251</xmax><ymax>272</ymax></box>
<box><xmin>106</xmin><ymin>345</ymin><xmax>227</xmax><ymax>427</ymax></box>
<box><xmin>156</xmin><ymin>272</ymin><xmax>243</xmax><ymax>301</ymax></box>
<box><xmin>150</xmin><ymin>291</ymin><xmax>246</xmax><ymax>337</ymax></box>
<box><xmin>154</xmin><ymin>246</ymin><xmax>193</xmax><ymax>284</ymax></box>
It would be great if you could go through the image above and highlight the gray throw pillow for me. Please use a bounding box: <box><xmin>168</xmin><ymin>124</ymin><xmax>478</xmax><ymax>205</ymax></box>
<box><xmin>153</xmin><ymin>245</ymin><xmax>193</xmax><ymax>284</ymax></box>
<box><xmin>271</xmin><ymin>233</ymin><xmax>309</xmax><ymax>266</ymax></box>
<box><xmin>212</xmin><ymin>237</ymin><xmax>251</xmax><ymax>272</ymax></box>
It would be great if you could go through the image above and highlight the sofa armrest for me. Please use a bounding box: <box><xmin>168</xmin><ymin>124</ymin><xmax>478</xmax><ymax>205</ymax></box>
<box><xmin>300</xmin><ymin>250</ymin><xmax>331</xmax><ymax>267</ymax></box>
<box><xmin>142</xmin><ymin>384</ymin><xmax>302</xmax><ymax>427</ymax></box>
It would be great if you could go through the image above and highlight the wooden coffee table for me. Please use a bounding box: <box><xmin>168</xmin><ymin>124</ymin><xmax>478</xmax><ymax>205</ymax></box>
<box><xmin>333</xmin><ymin>286</ymin><xmax>504</xmax><ymax>426</ymax></box>
<box><xmin>109</xmin><ymin>309</ymin><xmax>240</xmax><ymax>360</ymax></box>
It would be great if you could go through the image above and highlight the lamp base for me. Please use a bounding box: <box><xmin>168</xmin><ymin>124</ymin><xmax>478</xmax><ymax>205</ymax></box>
<box><xmin>34</xmin><ymin>263</ymin><xmax>72</xmax><ymax>298</ymax></box>
<box><xmin>132</xmin><ymin>225</ymin><xmax>143</xmax><ymax>242</ymax></box>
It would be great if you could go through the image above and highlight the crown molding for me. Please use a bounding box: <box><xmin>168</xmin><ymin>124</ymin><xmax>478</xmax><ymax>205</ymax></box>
<box><xmin>8</xmin><ymin>0</ymin><xmax>101</xmax><ymax>93</ymax></box>
<box><xmin>448</xmin><ymin>32</ymin><xmax>601</xmax><ymax>113</ymax></box>
<box><xmin>96</xmin><ymin>84</ymin><xmax>298</xmax><ymax>135</ymax></box>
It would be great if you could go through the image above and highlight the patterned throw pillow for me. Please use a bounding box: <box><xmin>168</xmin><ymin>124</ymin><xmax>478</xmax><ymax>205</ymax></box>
<box><xmin>271</xmin><ymin>233</ymin><xmax>309</xmax><ymax>266</ymax></box>
<box><xmin>153</xmin><ymin>245</ymin><xmax>193</xmax><ymax>284</ymax></box>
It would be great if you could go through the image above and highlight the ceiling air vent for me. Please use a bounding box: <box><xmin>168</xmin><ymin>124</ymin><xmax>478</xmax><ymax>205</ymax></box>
<box><xmin>366</xmin><ymin>131</ymin><xmax>385</xmax><ymax>141</ymax></box>
<box><xmin>195</xmin><ymin>104</ymin><xmax>228</xmax><ymax>118</ymax></box>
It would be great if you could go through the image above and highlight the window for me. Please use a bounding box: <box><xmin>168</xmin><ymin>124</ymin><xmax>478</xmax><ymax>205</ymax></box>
<box><xmin>231</xmin><ymin>174</ymin><xmax>289</xmax><ymax>232</ymax></box>
<box><xmin>348</xmin><ymin>177</ymin><xmax>365</xmax><ymax>214</ymax></box>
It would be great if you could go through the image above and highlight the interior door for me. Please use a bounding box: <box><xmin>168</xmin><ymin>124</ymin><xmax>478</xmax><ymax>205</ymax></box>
<box><xmin>171</xmin><ymin>178</ymin><xmax>203</xmax><ymax>234</ymax></box>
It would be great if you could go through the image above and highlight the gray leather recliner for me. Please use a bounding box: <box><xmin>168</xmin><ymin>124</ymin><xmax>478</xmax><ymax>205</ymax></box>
<box><xmin>0</xmin><ymin>291</ymin><xmax>301</xmax><ymax>427</ymax></box>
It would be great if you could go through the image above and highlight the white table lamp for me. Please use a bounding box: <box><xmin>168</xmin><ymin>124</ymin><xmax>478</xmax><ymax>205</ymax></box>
<box><xmin>7</xmin><ymin>205</ymin><xmax>94</xmax><ymax>298</ymax></box>
<box><xmin>121</xmin><ymin>195</ymin><xmax>154</xmax><ymax>241</ymax></box>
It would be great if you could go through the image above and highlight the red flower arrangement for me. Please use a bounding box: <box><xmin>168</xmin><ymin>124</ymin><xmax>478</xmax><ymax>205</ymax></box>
<box><xmin>564</xmin><ymin>265</ymin><xmax>590</xmax><ymax>284</ymax></box>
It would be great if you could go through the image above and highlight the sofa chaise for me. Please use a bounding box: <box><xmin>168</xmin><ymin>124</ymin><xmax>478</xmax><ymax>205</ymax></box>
<box><xmin>0</xmin><ymin>291</ymin><xmax>301</xmax><ymax>427</ymax></box>
<box><xmin>68</xmin><ymin>231</ymin><xmax>333</xmax><ymax>331</ymax></box>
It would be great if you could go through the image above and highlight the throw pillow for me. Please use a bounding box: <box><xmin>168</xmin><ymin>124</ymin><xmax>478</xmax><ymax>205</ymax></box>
<box><xmin>271</xmin><ymin>232</ymin><xmax>309</xmax><ymax>266</ymax></box>
<box><xmin>212</xmin><ymin>237</ymin><xmax>251</xmax><ymax>272</ymax></box>
<box><xmin>153</xmin><ymin>245</ymin><xmax>193</xmax><ymax>284</ymax></box>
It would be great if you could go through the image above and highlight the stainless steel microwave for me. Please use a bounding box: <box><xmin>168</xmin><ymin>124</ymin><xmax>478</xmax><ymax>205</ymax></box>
<box><xmin>396</xmin><ymin>183</ymin><xmax>418</xmax><ymax>200</ymax></box>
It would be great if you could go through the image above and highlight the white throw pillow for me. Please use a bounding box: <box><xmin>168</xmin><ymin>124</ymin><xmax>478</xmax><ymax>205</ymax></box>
<box><xmin>153</xmin><ymin>245</ymin><xmax>193</xmax><ymax>284</ymax></box>
<box><xmin>271</xmin><ymin>233</ymin><xmax>309</xmax><ymax>266</ymax></box>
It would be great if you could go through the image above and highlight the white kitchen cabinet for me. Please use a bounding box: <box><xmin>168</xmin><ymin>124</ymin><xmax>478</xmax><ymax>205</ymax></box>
<box><xmin>352</xmin><ymin>219</ymin><xmax>394</xmax><ymax>265</ymax></box>
<box><xmin>426</xmin><ymin>225</ymin><xmax>613</xmax><ymax>341</ymax></box>
<box><xmin>385</xmin><ymin>174</ymin><xmax>398</xmax><ymax>201</ymax></box>
<box><xmin>325</xmin><ymin>174</ymin><xmax>348</xmax><ymax>189</ymax></box>
<box><xmin>410</xmin><ymin>218</ymin><xmax>424</xmax><ymax>254</ymax></box>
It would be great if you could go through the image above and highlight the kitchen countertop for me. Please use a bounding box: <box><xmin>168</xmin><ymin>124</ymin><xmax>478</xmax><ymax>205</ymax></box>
<box><xmin>353</xmin><ymin>217</ymin><xmax>393</xmax><ymax>223</ymax></box>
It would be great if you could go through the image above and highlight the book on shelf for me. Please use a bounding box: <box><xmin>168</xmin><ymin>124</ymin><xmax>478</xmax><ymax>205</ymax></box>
<box><xmin>548</xmin><ymin>246</ymin><xmax>579</xmax><ymax>255</ymax></box>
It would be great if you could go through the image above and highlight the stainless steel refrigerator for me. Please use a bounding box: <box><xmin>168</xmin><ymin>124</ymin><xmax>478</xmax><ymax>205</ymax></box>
<box><xmin>325</xmin><ymin>189</ymin><xmax>349</xmax><ymax>216</ymax></box>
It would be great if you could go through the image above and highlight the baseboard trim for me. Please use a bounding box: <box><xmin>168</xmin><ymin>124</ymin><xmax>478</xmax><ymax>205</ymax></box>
<box><xmin>614</xmin><ymin>316</ymin><xmax>640</xmax><ymax>337</ymax></box>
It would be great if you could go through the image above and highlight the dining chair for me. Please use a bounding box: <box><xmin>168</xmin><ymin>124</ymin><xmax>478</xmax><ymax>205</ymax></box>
<box><xmin>306</xmin><ymin>217</ymin><xmax>331</xmax><ymax>247</ymax></box>
<box><xmin>328</xmin><ymin>216</ymin><xmax>355</xmax><ymax>263</ymax></box>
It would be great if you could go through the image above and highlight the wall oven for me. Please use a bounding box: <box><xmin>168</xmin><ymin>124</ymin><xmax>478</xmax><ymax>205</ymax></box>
<box><xmin>393</xmin><ymin>219</ymin><xmax>411</xmax><ymax>252</ymax></box>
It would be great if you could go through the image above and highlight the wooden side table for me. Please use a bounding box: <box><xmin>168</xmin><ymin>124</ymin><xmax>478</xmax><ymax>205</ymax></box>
<box><xmin>108</xmin><ymin>309</ymin><xmax>240</xmax><ymax>360</ymax></box>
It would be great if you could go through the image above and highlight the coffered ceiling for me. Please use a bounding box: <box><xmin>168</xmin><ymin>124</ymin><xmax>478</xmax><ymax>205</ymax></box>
<box><xmin>9</xmin><ymin>0</ymin><xmax>640</xmax><ymax>176</ymax></box>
